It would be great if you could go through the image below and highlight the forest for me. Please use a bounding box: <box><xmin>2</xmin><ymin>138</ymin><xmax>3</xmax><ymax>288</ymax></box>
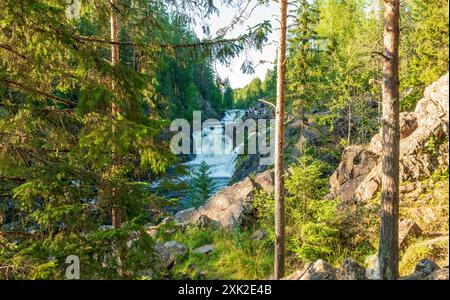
<box><xmin>0</xmin><ymin>0</ymin><xmax>448</xmax><ymax>281</ymax></box>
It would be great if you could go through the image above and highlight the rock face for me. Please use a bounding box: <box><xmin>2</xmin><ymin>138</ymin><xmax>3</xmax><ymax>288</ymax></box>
<box><xmin>329</xmin><ymin>74</ymin><xmax>449</xmax><ymax>203</ymax></box>
<box><xmin>329</xmin><ymin>146</ymin><xmax>379</xmax><ymax>202</ymax></box>
<box><xmin>175</xmin><ymin>170</ymin><xmax>274</xmax><ymax>229</ymax></box>
<box><xmin>196</xmin><ymin>214</ymin><xmax>221</xmax><ymax>230</ymax></box>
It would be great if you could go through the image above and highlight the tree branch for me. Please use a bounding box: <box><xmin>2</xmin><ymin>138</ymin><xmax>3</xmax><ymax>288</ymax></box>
<box><xmin>0</xmin><ymin>44</ymin><xmax>27</xmax><ymax>60</ymax></box>
<box><xmin>1</xmin><ymin>80</ymin><xmax>74</xmax><ymax>106</ymax></box>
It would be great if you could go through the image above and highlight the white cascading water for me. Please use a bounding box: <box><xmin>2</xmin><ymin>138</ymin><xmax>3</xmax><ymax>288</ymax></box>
<box><xmin>186</xmin><ymin>109</ymin><xmax>245</xmax><ymax>194</ymax></box>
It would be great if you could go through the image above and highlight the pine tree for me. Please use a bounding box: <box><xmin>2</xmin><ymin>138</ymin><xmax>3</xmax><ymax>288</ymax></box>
<box><xmin>189</xmin><ymin>161</ymin><xmax>215</xmax><ymax>209</ymax></box>
<box><xmin>223</xmin><ymin>79</ymin><xmax>234</xmax><ymax>109</ymax></box>
<box><xmin>274</xmin><ymin>0</ymin><xmax>288</xmax><ymax>280</ymax></box>
<box><xmin>379</xmin><ymin>0</ymin><xmax>400</xmax><ymax>280</ymax></box>
<box><xmin>287</xmin><ymin>0</ymin><xmax>322</xmax><ymax>152</ymax></box>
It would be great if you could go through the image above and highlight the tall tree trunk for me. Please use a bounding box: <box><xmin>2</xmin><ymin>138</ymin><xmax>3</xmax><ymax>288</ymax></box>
<box><xmin>378</xmin><ymin>0</ymin><xmax>400</xmax><ymax>280</ymax></box>
<box><xmin>299</xmin><ymin>84</ymin><xmax>305</xmax><ymax>154</ymax></box>
<box><xmin>347</xmin><ymin>101</ymin><xmax>352</xmax><ymax>145</ymax></box>
<box><xmin>274</xmin><ymin>0</ymin><xmax>287</xmax><ymax>280</ymax></box>
<box><xmin>110</xmin><ymin>0</ymin><xmax>121</xmax><ymax>229</ymax></box>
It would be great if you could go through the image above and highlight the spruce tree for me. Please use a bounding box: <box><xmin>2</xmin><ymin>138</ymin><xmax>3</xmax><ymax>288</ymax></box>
<box><xmin>189</xmin><ymin>161</ymin><xmax>215</xmax><ymax>209</ymax></box>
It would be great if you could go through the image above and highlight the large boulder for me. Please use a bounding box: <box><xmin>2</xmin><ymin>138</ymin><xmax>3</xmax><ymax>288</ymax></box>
<box><xmin>283</xmin><ymin>260</ymin><xmax>336</xmax><ymax>280</ymax></box>
<box><xmin>329</xmin><ymin>73</ymin><xmax>449</xmax><ymax>203</ymax></box>
<box><xmin>155</xmin><ymin>241</ymin><xmax>188</xmax><ymax>270</ymax></box>
<box><xmin>175</xmin><ymin>171</ymin><xmax>274</xmax><ymax>229</ymax></box>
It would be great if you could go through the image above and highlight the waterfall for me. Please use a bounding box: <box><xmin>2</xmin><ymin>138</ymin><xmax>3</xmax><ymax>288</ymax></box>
<box><xmin>186</xmin><ymin>109</ymin><xmax>245</xmax><ymax>193</ymax></box>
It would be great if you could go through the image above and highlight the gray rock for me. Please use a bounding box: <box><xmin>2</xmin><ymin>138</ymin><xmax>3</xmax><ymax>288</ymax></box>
<box><xmin>283</xmin><ymin>260</ymin><xmax>336</xmax><ymax>280</ymax></box>
<box><xmin>145</xmin><ymin>225</ymin><xmax>158</xmax><ymax>237</ymax></box>
<box><xmin>365</xmin><ymin>254</ymin><xmax>380</xmax><ymax>280</ymax></box>
<box><xmin>399</xmin><ymin>220</ymin><xmax>422</xmax><ymax>250</ymax></box>
<box><xmin>193</xmin><ymin>244</ymin><xmax>215</xmax><ymax>255</ymax></box>
<box><xmin>163</xmin><ymin>241</ymin><xmax>188</xmax><ymax>256</ymax></box>
<box><xmin>155</xmin><ymin>241</ymin><xmax>188</xmax><ymax>270</ymax></box>
<box><xmin>401</xmin><ymin>259</ymin><xmax>441</xmax><ymax>280</ymax></box>
<box><xmin>336</xmin><ymin>258</ymin><xmax>367</xmax><ymax>280</ymax></box>
<box><xmin>175</xmin><ymin>176</ymin><xmax>256</xmax><ymax>229</ymax></box>
<box><xmin>175</xmin><ymin>170</ymin><xmax>277</xmax><ymax>230</ymax></box>
<box><xmin>196</xmin><ymin>214</ymin><xmax>222</xmax><ymax>230</ymax></box>
<box><xmin>426</xmin><ymin>267</ymin><xmax>449</xmax><ymax>280</ymax></box>
<box><xmin>252</xmin><ymin>170</ymin><xmax>274</xmax><ymax>194</ymax></box>
<box><xmin>329</xmin><ymin>73</ymin><xmax>449</xmax><ymax>203</ymax></box>
<box><xmin>328</xmin><ymin>146</ymin><xmax>379</xmax><ymax>203</ymax></box>
<box><xmin>251</xmin><ymin>229</ymin><xmax>268</xmax><ymax>241</ymax></box>
<box><xmin>414</xmin><ymin>258</ymin><xmax>439</xmax><ymax>276</ymax></box>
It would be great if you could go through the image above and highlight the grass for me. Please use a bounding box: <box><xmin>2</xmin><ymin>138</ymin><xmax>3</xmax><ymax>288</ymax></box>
<box><xmin>399</xmin><ymin>237</ymin><xmax>449</xmax><ymax>276</ymax></box>
<box><xmin>168</xmin><ymin>227</ymin><xmax>274</xmax><ymax>280</ymax></box>
<box><xmin>161</xmin><ymin>167</ymin><xmax>449</xmax><ymax>280</ymax></box>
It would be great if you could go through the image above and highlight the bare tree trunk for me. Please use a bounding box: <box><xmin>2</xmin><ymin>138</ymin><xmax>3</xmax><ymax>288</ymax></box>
<box><xmin>378</xmin><ymin>0</ymin><xmax>400</xmax><ymax>280</ymax></box>
<box><xmin>299</xmin><ymin>100</ymin><xmax>304</xmax><ymax>153</ymax></box>
<box><xmin>274</xmin><ymin>0</ymin><xmax>287</xmax><ymax>280</ymax></box>
<box><xmin>110</xmin><ymin>0</ymin><xmax>121</xmax><ymax>229</ymax></box>
<box><xmin>347</xmin><ymin>101</ymin><xmax>352</xmax><ymax>145</ymax></box>
<box><xmin>299</xmin><ymin>84</ymin><xmax>305</xmax><ymax>154</ymax></box>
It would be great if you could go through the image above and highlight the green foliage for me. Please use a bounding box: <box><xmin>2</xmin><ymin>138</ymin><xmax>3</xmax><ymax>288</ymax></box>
<box><xmin>401</xmin><ymin>0</ymin><xmax>449</xmax><ymax>110</ymax></box>
<box><xmin>233</xmin><ymin>77</ymin><xmax>266</xmax><ymax>108</ymax></box>
<box><xmin>254</xmin><ymin>154</ymin><xmax>342</xmax><ymax>263</ymax></box>
<box><xmin>188</xmin><ymin>161</ymin><xmax>215</xmax><ymax>208</ymax></box>
<box><xmin>254</xmin><ymin>153</ymin><xmax>375</xmax><ymax>265</ymax></box>
<box><xmin>168</xmin><ymin>227</ymin><xmax>274</xmax><ymax>280</ymax></box>
<box><xmin>222</xmin><ymin>80</ymin><xmax>234</xmax><ymax>109</ymax></box>
<box><xmin>0</xmin><ymin>0</ymin><xmax>271</xmax><ymax>279</ymax></box>
<box><xmin>399</xmin><ymin>238</ymin><xmax>449</xmax><ymax>276</ymax></box>
<box><xmin>287</xmin><ymin>0</ymin><xmax>325</xmax><ymax>115</ymax></box>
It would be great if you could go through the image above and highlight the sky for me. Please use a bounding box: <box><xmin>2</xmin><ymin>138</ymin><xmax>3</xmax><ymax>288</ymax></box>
<box><xmin>194</xmin><ymin>1</ymin><xmax>279</xmax><ymax>89</ymax></box>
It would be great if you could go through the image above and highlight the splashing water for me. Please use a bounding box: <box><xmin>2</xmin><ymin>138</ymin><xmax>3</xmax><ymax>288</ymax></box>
<box><xmin>186</xmin><ymin>109</ymin><xmax>245</xmax><ymax>193</ymax></box>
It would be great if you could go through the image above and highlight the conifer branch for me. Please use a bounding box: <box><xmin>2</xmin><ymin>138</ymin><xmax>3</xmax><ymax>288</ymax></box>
<box><xmin>1</xmin><ymin>80</ymin><xmax>74</xmax><ymax>106</ymax></box>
